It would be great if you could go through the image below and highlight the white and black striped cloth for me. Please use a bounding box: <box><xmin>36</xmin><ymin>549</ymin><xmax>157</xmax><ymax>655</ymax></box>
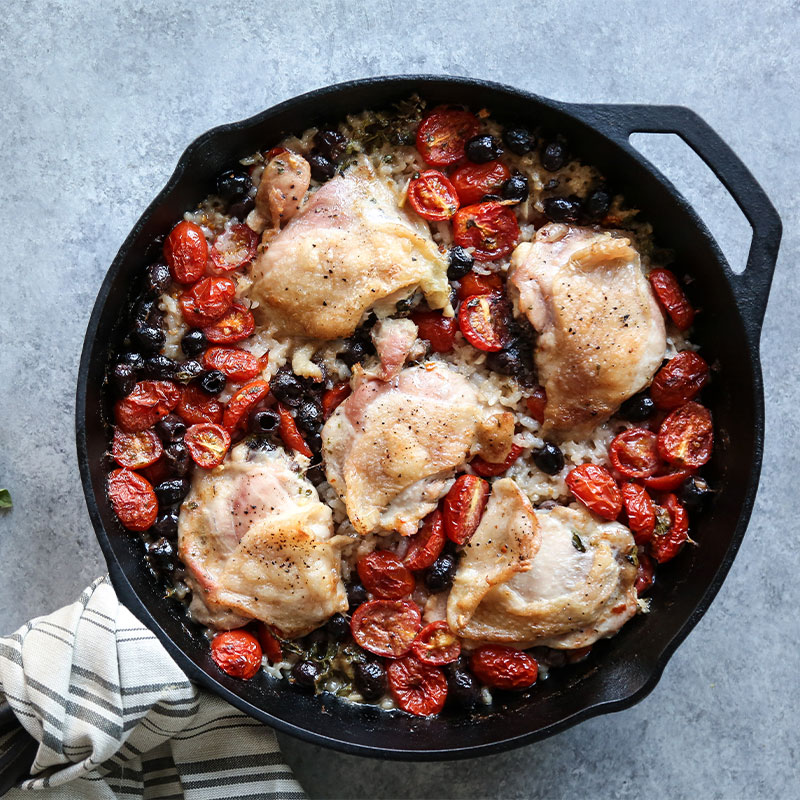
<box><xmin>0</xmin><ymin>577</ymin><xmax>305</xmax><ymax>799</ymax></box>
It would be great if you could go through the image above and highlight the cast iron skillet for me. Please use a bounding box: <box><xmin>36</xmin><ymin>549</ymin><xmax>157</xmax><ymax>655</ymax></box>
<box><xmin>75</xmin><ymin>76</ymin><xmax>781</xmax><ymax>760</ymax></box>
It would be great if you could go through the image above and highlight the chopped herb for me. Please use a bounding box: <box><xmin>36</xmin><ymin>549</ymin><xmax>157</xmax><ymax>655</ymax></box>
<box><xmin>571</xmin><ymin>532</ymin><xmax>586</xmax><ymax>552</ymax></box>
<box><xmin>0</xmin><ymin>489</ymin><xmax>12</xmax><ymax>509</ymax></box>
<box><xmin>654</xmin><ymin>507</ymin><xmax>671</xmax><ymax>537</ymax></box>
<box><xmin>626</xmin><ymin>546</ymin><xmax>639</xmax><ymax>567</ymax></box>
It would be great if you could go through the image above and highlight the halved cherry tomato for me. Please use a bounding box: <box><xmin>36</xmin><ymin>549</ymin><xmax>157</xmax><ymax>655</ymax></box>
<box><xmin>201</xmin><ymin>346</ymin><xmax>263</xmax><ymax>382</ymax></box>
<box><xmin>443</xmin><ymin>474</ymin><xmax>490</xmax><ymax>545</ymax></box>
<box><xmin>470</xmin><ymin>645</ymin><xmax>538</xmax><ymax>690</ymax></box>
<box><xmin>651</xmin><ymin>351</ymin><xmax>710</xmax><ymax>410</ymax></box>
<box><xmin>178</xmin><ymin>276</ymin><xmax>236</xmax><ymax>328</ymax></box>
<box><xmin>525</xmin><ymin>386</ymin><xmax>548</xmax><ymax>424</ymax></box>
<box><xmin>387</xmin><ymin>656</ymin><xmax>448</xmax><ymax>716</ymax></box>
<box><xmin>565</xmin><ymin>464</ymin><xmax>622</xmax><ymax>520</ymax></box>
<box><xmin>609</xmin><ymin>428</ymin><xmax>660</xmax><ymax>479</ymax></box>
<box><xmin>621</xmin><ymin>482</ymin><xmax>656</xmax><ymax>544</ymax></box>
<box><xmin>357</xmin><ymin>551</ymin><xmax>415</xmax><ymax>599</ymax></box>
<box><xmin>403</xmin><ymin>509</ymin><xmax>446</xmax><ymax>571</ymax></box>
<box><xmin>322</xmin><ymin>382</ymin><xmax>351</xmax><ymax>419</ymax></box>
<box><xmin>277</xmin><ymin>403</ymin><xmax>313</xmax><ymax>457</ymax></box>
<box><xmin>635</xmin><ymin>550</ymin><xmax>655</xmax><ymax>594</ymax></box>
<box><xmin>114</xmin><ymin>380</ymin><xmax>180</xmax><ymax>432</ymax></box>
<box><xmin>177</xmin><ymin>384</ymin><xmax>223</xmax><ymax>425</ymax></box>
<box><xmin>256</xmin><ymin>623</ymin><xmax>283</xmax><ymax>664</ymax></box>
<box><xmin>223</xmin><ymin>380</ymin><xmax>270</xmax><ymax>432</ymax></box>
<box><xmin>471</xmin><ymin>444</ymin><xmax>523</xmax><ymax>477</ymax></box>
<box><xmin>453</xmin><ymin>202</ymin><xmax>520</xmax><ymax>261</ymax></box>
<box><xmin>107</xmin><ymin>468</ymin><xmax>158</xmax><ymax>531</ymax></box>
<box><xmin>650</xmin><ymin>493</ymin><xmax>689</xmax><ymax>564</ymax></box>
<box><xmin>458</xmin><ymin>293</ymin><xmax>509</xmax><ymax>352</ymax></box>
<box><xmin>202</xmin><ymin>302</ymin><xmax>255</xmax><ymax>344</ymax></box>
<box><xmin>451</xmin><ymin>160</ymin><xmax>511</xmax><ymax>205</ymax></box>
<box><xmin>350</xmin><ymin>599</ymin><xmax>422</xmax><ymax>658</ymax></box>
<box><xmin>648</xmin><ymin>268</ymin><xmax>695</xmax><ymax>331</ymax></box>
<box><xmin>210</xmin><ymin>630</ymin><xmax>262</xmax><ymax>679</ymax></box>
<box><xmin>164</xmin><ymin>220</ymin><xmax>208</xmax><ymax>284</ymax></box>
<box><xmin>407</xmin><ymin>170</ymin><xmax>460</xmax><ymax>221</ymax></box>
<box><xmin>210</xmin><ymin>223</ymin><xmax>258</xmax><ymax>272</ymax></box>
<box><xmin>410</xmin><ymin>310</ymin><xmax>457</xmax><ymax>353</ymax></box>
<box><xmin>412</xmin><ymin>621</ymin><xmax>461</xmax><ymax>666</ymax></box>
<box><xmin>657</xmin><ymin>402</ymin><xmax>713</xmax><ymax>468</ymax></box>
<box><xmin>111</xmin><ymin>428</ymin><xmax>163</xmax><ymax>470</ymax></box>
<box><xmin>642</xmin><ymin>464</ymin><xmax>694</xmax><ymax>491</ymax></box>
<box><xmin>184</xmin><ymin>423</ymin><xmax>231</xmax><ymax>468</ymax></box>
<box><xmin>416</xmin><ymin>107</ymin><xmax>480</xmax><ymax>167</ymax></box>
<box><xmin>456</xmin><ymin>271</ymin><xmax>503</xmax><ymax>300</ymax></box>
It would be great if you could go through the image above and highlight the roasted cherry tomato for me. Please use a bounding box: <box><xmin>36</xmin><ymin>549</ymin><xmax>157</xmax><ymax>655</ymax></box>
<box><xmin>256</xmin><ymin>623</ymin><xmax>283</xmax><ymax>664</ymax></box>
<box><xmin>321</xmin><ymin>382</ymin><xmax>352</xmax><ymax>419</ymax></box>
<box><xmin>456</xmin><ymin>271</ymin><xmax>503</xmax><ymax>300</ymax></box>
<box><xmin>184</xmin><ymin>422</ymin><xmax>231</xmax><ymax>468</ymax></box>
<box><xmin>470</xmin><ymin>645</ymin><xmax>538</xmax><ymax>690</ymax></box>
<box><xmin>387</xmin><ymin>655</ymin><xmax>448</xmax><ymax>716</ymax></box>
<box><xmin>642</xmin><ymin>464</ymin><xmax>694</xmax><ymax>491</ymax></box>
<box><xmin>453</xmin><ymin>202</ymin><xmax>520</xmax><ymax>261</ymax></box>
<box><xmin>139</xmin><ymin>456</ymin><xmax>172</xmax><ymax>487</ymax></box>
<box><xmin>411</xmin><ymin>621</ymin><xmax>461</xmax><ymax>666</ymax></box>
<box><xmin>458</xmin><ymin>292</ymin><xmax>509</xmax><ymax>352</ymax></box>
<box><xmin>178</xmin><ymin>277</ymin><xmax>236</xmax><ymax>328</ymax></box>
<box><xmin>357</xmin><ymin>552</ymin><xmax>415</xmax><ymax>600</ymax></box>
<box><xmin>650</xmin><ymin>493</ymin><xmax>689</xmax><ymax>564</ymax></box>
<box><xmin>565</xmin><ymin>463</ymin><xmax>622</xmax><ymax>521</ymax></box>
<box><xmin>470</xmin><ymin>444</ymin><xmax>523</xmax><ymax>477</ymax></box>
<box><xmin>210</xmin><ymin>630</ymin><xmax>262</xmax><ymax>679</ymax></box>
<box><xmin>621</xmin><ymin>482</ymin><xmax>656</xmax><ymax>544</ymax></box>
<box><xmin>525</xmin><ymin>386</ymin><xmax>548</xmax><ymax>424</ymax></box>
<box><xmin>210</xmin><ymin>223</ymin><xmax>258</xmax><ymax>272</ymax></box>
<box><xmin>111</xmin><ymin>428</ymin><xmax>163</xmax><ymax>470</ymax></box>
<box><xmin>277</xmin><ymin>403</ymin><xmax>313</xmax><ymax>457</ymax></box>
<box><xmin>350</xmin><ymin>599</ymin><xmax>422</xmax><ymax>658</ymax></box>
<box><xmin>403</xmin><ymin>509</ymin><xmax>446</xmax><ymax>572</ymax></box>
<box><xmin>609</xmin><ymin>427</ymin><xmax>660</xmax><ymax>479</ymax></box>
<box><xmin>114</xmin><ymin>380</ymin><xmax>180</xmax><ymax>432</ymax></box>
<box><xmin>648</xmin><ymin>268</ymin><xmax>695</xmax><ymax>331</ymax></box>
<box><xmin>202</xmin><ymin>302</ymin><xmax>255</xmax><ymax>344</ymax></box>
<box><xmin>443</xmin><ymin>474</ymin><xmax>490</xmax><ymax>545</ymax></box>
<box><xmin>107</xmin><ymin>468</ymin><xmax>158</xmax><ymax>531</ymax></box>
<box><xmin>201</xmin><ymin>346</ymin><xmax>263</xmax><ymax>382</ymax></box>
<box><xmin>223</xmin><ymin>380</ymin><xmax>270</xmax><ymax>432</ymax></box>
<box><xmin>635</xmin><ymin>550</ymin><xmax>655</xmax><ymax>594</ymax></box>
<box><xmin>410</xmin><ymin>310</ymin><xmax>457</xmax><ymax>353</ymax></box>
<box><xmin>416</xmin><ymin>107</ymin><xmax>480</xmax><ymax>167</ymax></box>
<box><xmin>657</xmin><ymin>401</ymin><xmax>713</xmax><ymax>468</ymax></box>
<box><xmin>177</xmin><ymin>384</ymin><xmax>223</xmax><ymax>425</ymax></box>
<box><xmin>164</xmin><ymin>220</ymin><xmax>208</xmax><ymax>284</ymax></box>
<box><xmin>451</xmin><ymin>160</ymin><xmax>511</xmax><ymax>205</ymax></box>
<box><xmin>651</xmin><ymin>351</ymin><xmax>710</xmax><ymax>410</ymax></box>
<box><xmin>407</xmin><ymin>170</ymin><xmax>460</xmax><ymax>221</ymax></box>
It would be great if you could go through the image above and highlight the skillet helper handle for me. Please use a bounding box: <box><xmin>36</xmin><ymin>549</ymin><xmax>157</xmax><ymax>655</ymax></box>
<box><xmin>568</xmin><ymin>103</ymin><xmax>782</xmax><ymax>341</ymax></box>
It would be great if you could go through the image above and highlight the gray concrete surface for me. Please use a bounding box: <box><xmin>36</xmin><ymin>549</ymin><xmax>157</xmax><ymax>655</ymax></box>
<box><xmin>1</xmin><ymin>1</ymin><xmax>798</xmax><ymax>797</ymax></box>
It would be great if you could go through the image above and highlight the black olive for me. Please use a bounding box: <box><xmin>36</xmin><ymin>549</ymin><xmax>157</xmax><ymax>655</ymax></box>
<box><xmin>146</xmin><ymin>263</ymin><xmax>171</xmax><ymax>296</ymax></box>
<box><xmin>112</xmin><ymin>363</ymin><xmax>135</xmax><ymax>396</ymax></box>
<box><xmin>146</xmin><ymin>537</ymin><xmax>176</xmax><ymax>573</ymax></box>
<box><xmin>353</xmin><ymin>660</ymin><xmax>387</xmax><ymax>701</ymax></box>
<box><xmin>227</xmin><ymin>195</ymin><xmax>255</xmax><ymax>221</ymax></box>
<box><xmin>541</xmin><ymin>140</ymin><xmax>568</xmax><ymax>171</ymax></box>
<box><xmin>486</xmin><ymin>342</ymin><xmax>524</xmax><ymax>376</ymax></box>
<box><xmin>619</xmin><ymin>392</ymin><xmax>656</xmax><ymax>421</ymax></box>
<box><xmin>164</xmin><ymin>441</ymin><xmax>190</xmax><ymax>478</ymax></box>
<box><xmin>246</xmin><ymin>435</ymin><xmax>275</xmax><ymax>453</ymax></box>
<box><xmin>135</xmin><ymin>324</ymin><xmax>165</xmax><ymax>354</ymax></box>
<box><xmin>199</xmin><ymin>369</ymin><xmax>226</xmax><ymax>395</ymax></box>
<box><xmin>533</xmin><ymin>442</ymin><xmax>564</xmax><ymax>475</ymax></box>
<box><xmin>447</xmin><ymin>669</ymin><xmax>481</xmax><ymax>712</ymax></box>
<box><xmin>181</xmin><ymin>329</ymin><xmax>207</xmax><ymax>358</ymax></box>
<box><xmin>337</xmin><ymin>328</ymin><xmax>376</xmax><ymax>368</ymax></box>
<box><xmin>215</xmin><ymin>169</ymin><xmax>252</xmax><ymax>204</ymax></box>
<box><xmin>679</xmin><ymin>475</ymin><xmax>713</xmax><ymax>512</ymax></box>
<box><xmin>249</xmin><ymin>408</ymin><xmax>280</xmax><ymax>434</ymax></box>
<box><xmin>270</xmin><ymin>368</ymin><xmax>306</xmax><ymax>407</ymax></box>
<box><xmin>144</xmin><ymin>355</ymin><xmax>177</xmax><ymax>380</ymax></box>
<box><xmin>154</xmin><ymin>478</ymin><xmax>190</xmax><ymax>506</ymax></box>
<box><xmin>465</xmin><ymin>134</ymin><xmax>503</xmax><ymax>164</ymax></box>
<box><xmin>156</xmin><ymin>414</ymin><xmax>187</xmax><ymax>443</ymax></box>
<box><xmin>425</xmin><ymin>552</ymin><xmax>457</xmax><ymax>592</ymax></box>
<box><xmin>309</xmin><ymin>153</ymin><xmax>336</xmax><ymax>182</ymax></box>
<box><xmin>502</xmin><ymin>126</ymin><xmax>535</xmax><ymax>155</ymax></box>
<box><xmin>295</xmin><ymin>400</ymin><xmax>323</xmax><ymax>436</ymax></box>
<box><xmin>305</xmin><ymin>431</ymin><xmax>323</xmax><ymax>456</ymax></box>
<box><xmin>543</xmin><ymin>196</ymin><xmax>582</xmax><ymax>223</ymax></box>
<box><xmin>447</xmin><ymin>245</ymin><xmax>475</xmax><ymax>281</ymax></box>
<box><xmin>325</xmin><ymin>613</ymin><xmax>350</xmax><ymax>642</ymax></box>
<box><xmin>173</xmin><ymin>360</ymin><xmax>204</xmax><ymax>384</ymax></box>
<box><xmin>305</xmin><ymin>462</ymin><xmax>326</xmax><ymax>486</ymax></box>
<box><xmin>584</xmin><ymin>188</ymin><xmax>611</xmax><ymax>220</ymax></box>
<box><xmin>346</xmin><ymin>582</ymin><xmax>368</xmax><ymax>609</ymax></box>
<box><xmin>152</xmin><ymin>507</ymin><xmax>180</xmax><ymax>539</ymax></box>
<box><xmin>119</xmin><ymin>351</ymin><xmax>145</xmax><ymax>371</ymax></box>
<box><xmin>305</xmin><ymin>628</ymin><xmax>327</xmax><ymax>649</ymax></box>
<box><xmin>132</xmin><ymin>296</ymin><xmax>158</xmax><ymax>328</ymax></box>
<box><xmin>291</xmin><ymin>660</ymin><xmax>320</xmax><ymax>690</ymax></box>
<box><xmin>315</xmin><ymin>129</ymin><xmax>347</xmax><ymax>161</ymax></box>
<box><xmin>501</xmin><ymin>174</ymin><xmax>529</xmax><ymax>204</ymax></box>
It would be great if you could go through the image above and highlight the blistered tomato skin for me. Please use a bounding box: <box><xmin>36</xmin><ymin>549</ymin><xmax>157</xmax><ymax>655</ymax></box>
<box><xmin>648</xmin><ymin>268</ymin><xmax>695</xmax><ymax>331</ymax></box>
<box><xmin>177</xmin><ymin>384</ymin><xmax>223</xmax><ymax>425</ymax></box>
<box><xmin>350</xmin><ymin>599</ymin><xmax>422</xmax><ymax>658</ymax></box>
<box><xmin>412</xmin><ymin>621</ymin><xmax>461</xmax><ymax>666</ymax></box>
<box><xmin>114</xmin><ymin>381</ymin><xmax>181</xmax><ymax>433</ymax></box>
<box><xmin>470</xmin><ymin>645</ymin><xmax>538</xmax><ymax>690</ymax></box>
<box><xmin>443</xmin><ymin>474</ymin><xmax>490</xmax><ymax>545</ymax></box>
<box><xmin>107</xmin><ymin>468</ymin><xmax>158</xmax><ymax>531</ymax></box>
<box><xmin>621</xmin><ymin>482</ymin><xmax>656</xmax><ymax>544</ymax></box>
<box><xmin>277</xmin><ymin>403</ymin><xmax>313</xmax><ymax>457</ymax></box>
<box><xmin>210</xmin><ymin>630</ymin><xmax>262</xmax><ymax>679</ymax></box>
<box><xmin>470</xmin><ymin>444</ymin><xmax>523</xmax><ymax>477</ymax></box>
<box><xmin>608</xmin><ymin>428</ymin><xmax>660</xmax><ymax>479</ymax></box>
<box><xmin>642</xmin><ymin>465</ymin><xmax>694</xmax><ymax>492</ymax></box>
<box><xmin>410</xmin><ymin>310</ymin><xmax>457</xmax><ymax>353</ymax></box>
<box><xmin>164</xmin><ymin>220</ymin><xmax>208</xmax><ymax>284</ymax></box>
<box><xmin>202</xmin><ymin>347</ymin><xmax>262</xmax><ymax>382</ymax></box>
<box><xmin>223</xmin><ymin>380</ymin><xmax>270</xmax><ymax>433</ymax></box>
<box><xmin>657</xmin><ymin>402</ymin><xmax>713</xmax><ymax>468</ymax></box>
<box><xmin>650</xmin><ymin>493</ymin><xmax>689</xmax><ymax>564</ymax></box>
<box><xmin>179</xmin><ymin>277</ymin><xmax>236</xmax><ymax>328</ymax></box>
<box><xmin>403</xmin><ymin>509</ymin><xmax>446</xmax><ymax>572</ymax></box>
<box><xmin>356</xmin><ymin>552</ymin><xmax>415</xmax><ymax>600</ymax></box>
<box><xmin>451</xmin><ymin>160</ymin><xmax>511</xmax><ymax>205</ymax></box>
<box><xmin>651</xmin><ymin>351</ymin><xmax>710</xmax><ymax>409</ymax></box>
<box><xmin>416</xmin><ymin>107</ymin><xmax>480</xmax><ymax>167</ymax></box>
<box><xmin>407</xmin><ymin>170</ymin><xmax>460</xmax><ymax>221</ymax></box>
<box><xmin>453</xmin><ymin>202</ymin><xmax>520</xmax><ymax>261</ymax></box>
<box><xmin>565</xmin><ymin>464</ymin><xmax>622</xmax><ymax>521</ymax></box>
<box><xmin>387</xmin><ymin>655</ymin><xmax>448</xmax><ymax>716</ymax></box>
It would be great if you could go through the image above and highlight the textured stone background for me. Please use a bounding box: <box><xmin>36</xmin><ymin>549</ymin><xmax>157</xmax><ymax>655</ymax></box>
<box><xmin>1</xmin><ymin>2</ymin><xmax>798</xmax><ymax>797</ymax></box>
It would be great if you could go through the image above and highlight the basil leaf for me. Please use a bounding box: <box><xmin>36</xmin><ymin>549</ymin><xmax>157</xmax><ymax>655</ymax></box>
<box><xmin>571</xmin><ymin>532</ymin><xmax>586</xmax><ymax>552</ymax></box>
<box><xmin>0</xmin><ymin>489</ymin><xmax>11</xmax><ymax>509</ymax></box>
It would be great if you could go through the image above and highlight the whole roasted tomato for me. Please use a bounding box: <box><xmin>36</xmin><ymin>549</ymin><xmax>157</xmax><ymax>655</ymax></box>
<box><xmin>202</xmin><ymin>347</ymin><xmax>263</xmax><ymax>382</ymax></box>
<box><xmin>650</xmin><ymin>351</ymin><xmax>710</xmax><ymax>409</ymax></box>
<box><xmin>648</xmin><ymin>268</ymin><xmax>695</xmax><ymax>330</ymax></box>
<box><xmin>114</xmin><ymin>380</ymin><xmax>180</xmax><ymax>432</ymax></box>
<box><xmin>565</xmin><ymin>464</ymin><xmax>622</xmax><ymax>520</ymax></box>
<box><xmin>179</xmin><ymin>277</ymin><xmax>236</xmax><ymax>328</ymax></box>
<box><xmin>107</xmin><ymin>468</ymin><xmax>158</xmax><ymax>531</ymax></box>
<box><xmin>451</xmin><ymin>160</ymin><xmax>510</xmax><ymax>205</ymax></box>
<box><xmin>357</xmin><ymin>552</ymin><xmax>415</xmax><ymax>600</ymax></box>
<box><xmin>416</xmin><ymin>107</ymin><xmax>480</xmax><ymax>167</ymax></box>
<box><xmin>210</xmin><ymin>630</ymin><xmax>262</xmax><ymax>679</ymax></box>
<box><xmin>164</xmin><ymin>220</ymin><xmax>208</xmax><ymax>284</ymax></box>
<box><xmin>470</xmin><ymin>645</ymin><xmax>538</xmax><ymax>690</ymax></box>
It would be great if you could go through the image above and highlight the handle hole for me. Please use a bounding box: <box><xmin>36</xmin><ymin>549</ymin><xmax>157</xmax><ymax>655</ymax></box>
<box><xmin>629</xmin><ymin>133</ymin><xmax>752</xmax><ymax>275</ymax></box>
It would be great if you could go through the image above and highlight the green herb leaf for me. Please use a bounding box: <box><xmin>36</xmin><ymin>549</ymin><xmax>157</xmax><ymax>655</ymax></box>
<box><xmin>0</xmin><ymin>489</ymin><xmax>11</xmax><ymax>509</ymax></box>
<box><xmin>571</xmin><ymin>532</ymin><xmax>586</xmax><ymax>552</ymax></box>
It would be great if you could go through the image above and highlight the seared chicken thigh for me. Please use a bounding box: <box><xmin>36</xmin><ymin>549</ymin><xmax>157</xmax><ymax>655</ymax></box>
<box><xmin>509</xmin><ymin>224</ymin><xmax>666</xmax><ymax>436</ymax></box>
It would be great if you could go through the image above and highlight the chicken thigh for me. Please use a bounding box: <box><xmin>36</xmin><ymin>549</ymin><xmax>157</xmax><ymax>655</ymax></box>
<box><xmin>509</xmin><ymin>224</ymin><xmax>666</xmax><ymax>436</ymax></box>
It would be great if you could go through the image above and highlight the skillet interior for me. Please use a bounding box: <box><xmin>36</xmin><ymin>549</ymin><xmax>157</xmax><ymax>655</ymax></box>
<box><xmin>76</xmin><ymin>76</ymin><xmax>772</xmax><ymax>759</ymax></box>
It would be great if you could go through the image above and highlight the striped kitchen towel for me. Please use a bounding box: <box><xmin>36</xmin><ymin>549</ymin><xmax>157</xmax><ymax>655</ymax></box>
<box><xmin>0</xmin><ymin>576</ymin><xmax>305</xmax><ymax>799</ymax></box>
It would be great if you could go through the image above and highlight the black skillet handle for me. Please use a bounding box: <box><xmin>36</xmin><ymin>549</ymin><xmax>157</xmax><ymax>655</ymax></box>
<box><xmin>567</xmin><ymin>103</ymin><xmax>782</xmax><ymax>342</ymax></box>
